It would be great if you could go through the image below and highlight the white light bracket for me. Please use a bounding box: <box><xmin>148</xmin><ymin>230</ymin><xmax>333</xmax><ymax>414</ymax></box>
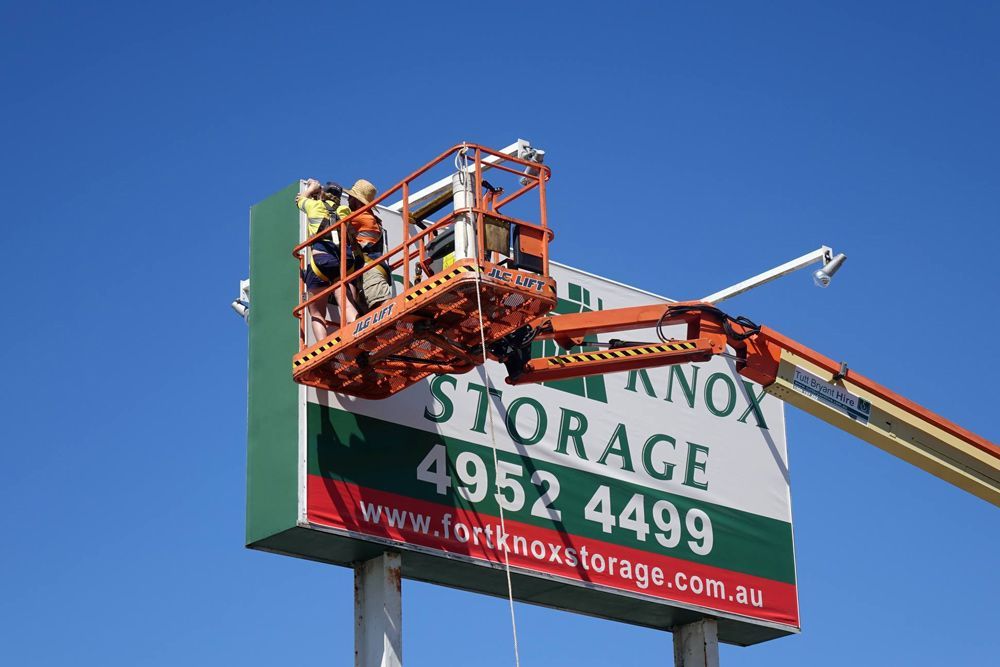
<box><xmin>702</xmin><ymin>246</ymin><xmax>846</xmax><ymax>304</ymax></box>
<box><xmin>387</xmin><ymin>139</ymin><xmax>542</xmax><ymax>212</ymax></box>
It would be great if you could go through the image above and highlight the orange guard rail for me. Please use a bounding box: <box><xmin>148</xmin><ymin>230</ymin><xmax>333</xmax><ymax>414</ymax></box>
<box><xmin>290</xmin><ymin>143</ymin><xmax>555</xmax><ymax>394</ymax></box>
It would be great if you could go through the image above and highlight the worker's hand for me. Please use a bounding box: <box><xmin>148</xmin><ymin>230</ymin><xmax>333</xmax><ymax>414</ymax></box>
<box><xmin>302</xmin><ymin>179</ymin><xmax>322</xmax><ymax>199</ymax></box>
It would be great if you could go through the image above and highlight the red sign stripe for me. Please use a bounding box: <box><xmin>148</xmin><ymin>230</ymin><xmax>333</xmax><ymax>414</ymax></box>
<box><xmin>307</xmin><ymin>475</ymin><xmax>799</xmax><ymax>627</ymax></box>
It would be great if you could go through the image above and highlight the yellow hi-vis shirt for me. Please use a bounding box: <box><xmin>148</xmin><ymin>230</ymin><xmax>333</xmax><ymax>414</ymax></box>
<box><xmin>296</xmin><ymin>196</ymin><xmax>341</xmax><ymax>250</ymax></box>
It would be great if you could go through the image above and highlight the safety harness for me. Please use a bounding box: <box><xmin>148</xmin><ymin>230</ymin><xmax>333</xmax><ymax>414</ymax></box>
<box><xmin>358</xmin><ymin>209</ymin><xmax>390</xmax><ymax>282</ymax></box>
<box><xmin>307</xmin><ymin>200</ymin><xmax>349</xmax><ymax>284</ymax></box>
<box><xmin>308</xmin><ymin>203</ymin><xmax>390</xmax><ymax>286</ymax></box>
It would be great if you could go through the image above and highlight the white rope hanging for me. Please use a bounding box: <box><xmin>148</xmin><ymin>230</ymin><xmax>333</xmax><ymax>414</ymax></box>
<box><xmin>464</xmin><ymin>144</ymin><xmax>522</xmax><ymax>667</ymax></box>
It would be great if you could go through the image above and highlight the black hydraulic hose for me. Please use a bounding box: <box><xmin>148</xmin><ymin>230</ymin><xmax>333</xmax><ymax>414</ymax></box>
<box><xmin>656</xmin><ymin>304</ymin><xmax>761</xmax><ymax>343</ymax></box>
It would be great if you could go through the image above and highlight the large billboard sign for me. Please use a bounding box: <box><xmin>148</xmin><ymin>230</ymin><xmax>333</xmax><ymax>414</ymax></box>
<box><xmin>246</xmin><ymin>184</ymin><xmax>798</xmax><ymax>645</ymax></box>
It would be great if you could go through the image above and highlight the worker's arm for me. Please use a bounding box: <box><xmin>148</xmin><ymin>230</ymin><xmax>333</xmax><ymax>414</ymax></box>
<box><xmin>298</xmin><ymin>178</ymin><xmax>322</xmax><ymax>205</ymax></box>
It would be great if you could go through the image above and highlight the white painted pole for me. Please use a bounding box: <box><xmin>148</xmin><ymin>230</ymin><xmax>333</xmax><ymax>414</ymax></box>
<box><xmin>672</xmin><ymin>619</ymin><xmax>720</xmax><ymax>667</ymax></box>
<box><xmin>355</xmin><ymin>552</ymin><xmax>402</xmax><ymax>667</ymax></box>
<box><xmin>452</xmin><ymin>171</ymin><xmax>475</xmax><ymax>261</ymax></box>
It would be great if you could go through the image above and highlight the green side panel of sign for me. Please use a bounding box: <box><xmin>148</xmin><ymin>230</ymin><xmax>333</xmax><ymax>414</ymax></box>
<box><xmin>246</xmin><ymin>182</ymin><xmax>301</xmax><ymax>544</ymax></box>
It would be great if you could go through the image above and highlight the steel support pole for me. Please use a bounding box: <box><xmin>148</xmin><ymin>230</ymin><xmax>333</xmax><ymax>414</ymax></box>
<box><xmin>355</xmin><ymin>552</ymin><xmax>402</xmax><ymax>667</ymax></box>
<box><xmin>672</xmin><ymin>619</ymin><xmax>719</xmax><ymax>667</ymax></box>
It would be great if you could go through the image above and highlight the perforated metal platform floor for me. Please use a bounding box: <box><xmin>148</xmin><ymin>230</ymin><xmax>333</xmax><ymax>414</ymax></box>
<box><xmin>293</xmin><ymin>259</ymin><xmax>557</xmax><ymax>399</ymax></box>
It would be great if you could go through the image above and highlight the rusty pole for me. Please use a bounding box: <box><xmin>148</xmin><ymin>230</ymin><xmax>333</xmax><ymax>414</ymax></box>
<box><xmin>673</xmin><ymin>619</ymin><xmax>720</xmax><ymax>667</ymax></box>
<box><xmin>354</xmin><ymin>552</ymin><xmax>402</xmax><ymax>667</ymax></box>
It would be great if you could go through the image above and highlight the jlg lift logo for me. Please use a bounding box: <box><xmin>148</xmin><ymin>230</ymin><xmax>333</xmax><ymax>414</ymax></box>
<box><xmin>487</xmin><ymin>267</ymin><xmax>546</xmax><ymax>292</ymax></box>
<box><xmin>353</xmin><ymin>303</ymin><xmax>395</xmax><ymax>336</ymax></box>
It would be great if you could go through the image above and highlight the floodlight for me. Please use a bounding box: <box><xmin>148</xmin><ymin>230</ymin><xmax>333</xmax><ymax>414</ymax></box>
<box><xmin>231</xmin><ymin>299</ymin><xmax>249</xmax><ymax>320</ymax></box>
<box><xmin>518</xmin><ymin>147</ymin><xmax>545</xmax><ymax>185</ymax></box>
<box><xmin>232</xmin><ymin>279</ymin><xmax>250</xmax><ymax>322</ymax></box>
<box><xmin>812</xmin><ymin>253</ymin><xmax>847</xmax><ymax>288</ymax></box>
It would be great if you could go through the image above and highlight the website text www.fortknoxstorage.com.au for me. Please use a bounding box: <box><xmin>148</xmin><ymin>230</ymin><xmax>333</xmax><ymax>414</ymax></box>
<box><xmin>357</xmin><ymin>498</ymin><xmax>766</xmax><ymax>610</ymax></box>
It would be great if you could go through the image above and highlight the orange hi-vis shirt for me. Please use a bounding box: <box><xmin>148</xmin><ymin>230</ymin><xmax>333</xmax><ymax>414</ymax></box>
<box><xmin>336</xmin><ymin>205</ymin><xmax>382</xmax><ymax>248</ymax></box>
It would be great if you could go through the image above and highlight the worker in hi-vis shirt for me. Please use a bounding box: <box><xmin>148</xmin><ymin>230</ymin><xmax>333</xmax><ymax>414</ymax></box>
<box><xmin>296</xmin><ymin>179</ymin><xmax>359</xmax><ymax>341</ymax></box>
<box><xmin>339</xmin><ymin>179</ymin><xmax>392</xmax><ymax>311</ymax></box>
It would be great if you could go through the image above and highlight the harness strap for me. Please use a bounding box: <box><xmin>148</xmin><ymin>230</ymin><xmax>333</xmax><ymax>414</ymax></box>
<box><xmin>362</xmin><ymin>253</ymin><xmax>391</xmax><ymax>280</ymax></box>
<box><xmin>309</xmin><ymin>252</ymin><xmax>333</xmax><ymax>284</ymax></box>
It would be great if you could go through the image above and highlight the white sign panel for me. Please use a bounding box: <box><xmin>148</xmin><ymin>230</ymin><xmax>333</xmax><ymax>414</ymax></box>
<box><xmin>301</xmin><ymin>213</ymin><xmax>799</xmax><ymax>629</ymax></box>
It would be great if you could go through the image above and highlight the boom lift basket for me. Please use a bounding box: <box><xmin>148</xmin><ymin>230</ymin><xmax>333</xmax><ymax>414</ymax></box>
<box><xmin>292</xmin><ymin>144</ymin><xmax>556</xmax><ymax>400</ymax></box>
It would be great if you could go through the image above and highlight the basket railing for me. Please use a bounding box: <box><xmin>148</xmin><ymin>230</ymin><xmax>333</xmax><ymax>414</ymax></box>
<box><xmin>292</xmin><ymin>143</ymin><xmax>553</xmax><ymax>349</ymax></box>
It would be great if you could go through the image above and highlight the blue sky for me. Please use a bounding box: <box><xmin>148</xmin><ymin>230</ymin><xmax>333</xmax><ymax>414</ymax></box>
<box><xmin>1</xmin><ymin>1</ymin><xmax>998</xmax><ymax>664</ymax></box>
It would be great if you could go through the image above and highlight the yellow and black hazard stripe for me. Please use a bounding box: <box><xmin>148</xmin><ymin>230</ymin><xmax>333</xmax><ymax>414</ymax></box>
<box><xmin>294</xmin><ymin>336</ymin><xmax>343</xmax><ymax>368</ymax></box>
<box><xmin>547</xmin><ymin>342</ymin><xmax>699</xmax><ymax>366</ymax></box>
<box><xmin>404</xmin><ymin>264</ymin><xmax>477</xmax><ymax>302</ymax></box>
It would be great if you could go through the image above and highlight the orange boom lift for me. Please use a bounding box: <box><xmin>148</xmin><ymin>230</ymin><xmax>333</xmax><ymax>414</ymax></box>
<box><xmin>291</xmin><ymin>143</ymin><xmax>1000</xmax><ymax>505</ymax></box>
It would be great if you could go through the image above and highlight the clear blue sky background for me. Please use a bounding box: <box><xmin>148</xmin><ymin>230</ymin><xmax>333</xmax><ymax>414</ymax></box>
<box><xmin>1</xmin><ymin>1</ymin><xmax>997</xmax><ymax>665</ymax></box>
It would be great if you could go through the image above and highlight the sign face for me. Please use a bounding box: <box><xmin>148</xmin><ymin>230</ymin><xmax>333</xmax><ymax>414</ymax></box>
<box><xmin>792</xmin><ymin>367</ymin><xmax>872</xmax><ymax>425</ymax></box>
<box><xmin>246</xmin><ymin>186</ymin><xmax>799</xmax><ymax>645</ymax></box>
